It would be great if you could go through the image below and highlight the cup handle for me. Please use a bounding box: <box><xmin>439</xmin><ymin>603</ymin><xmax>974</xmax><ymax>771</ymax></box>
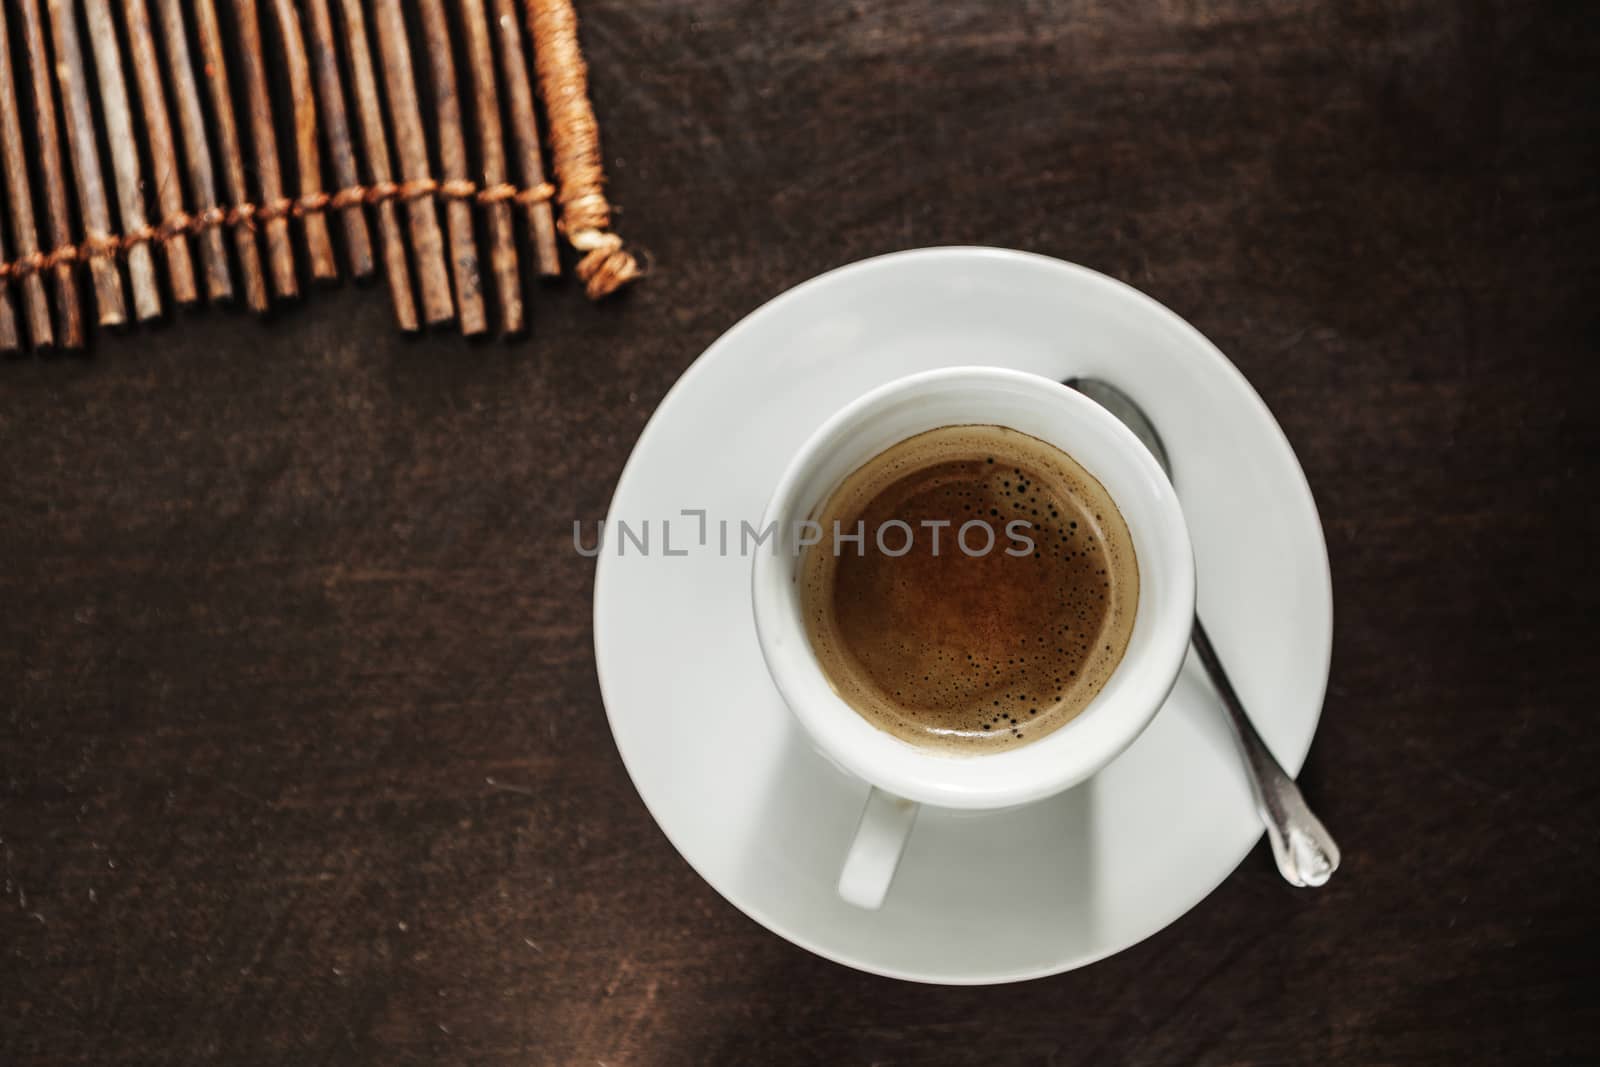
<box><xmin>838</xmin><ymin>787</ymin><xmax>919</xmax><ymax>909</ymax></box>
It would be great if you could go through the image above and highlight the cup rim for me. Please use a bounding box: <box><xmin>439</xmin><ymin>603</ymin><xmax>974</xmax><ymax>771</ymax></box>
<box><xmin>752</xmin><ymin>366</ymin><xmax>1196</xmax><ymax>809</ymax></box>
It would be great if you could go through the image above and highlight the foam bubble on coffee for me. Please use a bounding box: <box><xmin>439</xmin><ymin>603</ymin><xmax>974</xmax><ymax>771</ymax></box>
<box><xmin>799</xmin><ymin>424</ymin><xmax>1138</xmax><ymax>753</ymax></box>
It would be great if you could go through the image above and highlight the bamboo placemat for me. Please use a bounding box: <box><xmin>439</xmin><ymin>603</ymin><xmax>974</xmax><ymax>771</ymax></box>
<box><xmin>0</xmin><ymin>0</ymin><xmax>639</xmax><ymax>351</ymax></box>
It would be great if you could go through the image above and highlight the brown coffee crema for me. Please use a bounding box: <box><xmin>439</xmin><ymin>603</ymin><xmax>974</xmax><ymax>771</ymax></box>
<box><xmin>799</xmin><ymin>425</ymin><xmax>1139</xmax><ymax>752</ymax></box>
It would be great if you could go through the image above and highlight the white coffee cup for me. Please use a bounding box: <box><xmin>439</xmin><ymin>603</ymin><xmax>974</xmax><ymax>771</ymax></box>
<box><xmin>752</xmin><ymin>366</ymin><xmax>1196</xmax><ymax>909</ymax></box>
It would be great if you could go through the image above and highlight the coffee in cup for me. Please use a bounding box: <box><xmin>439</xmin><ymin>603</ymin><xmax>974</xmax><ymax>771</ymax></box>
<box><xmin>799</xmin><ymin>424</ymin><xmax>1138</xmax><ymax>752</ymax></box>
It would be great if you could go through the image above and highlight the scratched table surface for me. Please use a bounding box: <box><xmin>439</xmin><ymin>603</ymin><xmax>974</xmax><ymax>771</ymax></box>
<box><xmin>3</xmin><ymin>1</ymin><xmax>1596</xmax><ymax>1063</ymax></box>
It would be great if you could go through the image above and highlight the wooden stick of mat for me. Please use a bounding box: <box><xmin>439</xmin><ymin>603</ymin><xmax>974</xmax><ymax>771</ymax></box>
<box><xmin>16</xmin><ymin>0</ymin><xmax>85</xmax><ymax>344</ymax></box>
<box><xmin>268</xmin><ymin>0</ymin><xmax>336</xmax><ymax>282</ymax></box>
<box><xmin>190</xmin><ymin>0</ymin><xmax>269</xmax><ymax>311</ymax></box>
<box><xmin>368</xmin><ymin>0</ymin><xmax>451</xmax><ymax>326</ymax></box>
<box><xmin>524</xmin><ymin>0</ymin><xmax>640</xmax><ymax>299</ymax></box>
<box><xmin>83</xmin><ymin>0</ymin><xmax>168</xmax><ymax>320</ymax></box>
<box><xmin>230</xmin><ymin>0</ymin><xmax>298</xmax><ymax>298</ymax></box>
<box><xmin>46</xmin><ymin>0</ymin><xmax>128</xmax><ymax>327</ymax></box>
<box><xmin>417</xmin><ymin>0</ymin><xmax>485</xmax><ymax>335</ymax></box>
<box><xmin>458</xmin><ymin>0</ymin><xmax>523</xmax><ymax>333</ymax></box>
<box><xmin>331</xmin><ymin>0</ymin><xmax>418</xmax><ymax>331</ymax></box>
<box><xmin>0</xmin><ymin>0</ymin><xmax>53</xmax><ymax>346</ymax></box>
<box><xmin>489</xmin><ymin>0</ymin><xmax>559</xmax><ymax>279</ymax></box>
<box><xmin>0</xmin><ymin>222</ymin><xmax>16</xmax><ymax>352</ymax></box>
<box><xmin>300</xmin><ymin>0</ymin><xmax>374</xmax><ymax>280</ymax></box>
<box><xmin>120</xmin><ymin>0</ymin><xmax>200</xmax><ymax>306</ymax></box>
<box><xmin>370</xmin><ymin>0</ymin><xmax>453</xmax><ymax>325</ymax></box>
<box><xmin>152</xmin><ymin>0</ymin><xmax>232</xmax><ymax>303</ymax></box>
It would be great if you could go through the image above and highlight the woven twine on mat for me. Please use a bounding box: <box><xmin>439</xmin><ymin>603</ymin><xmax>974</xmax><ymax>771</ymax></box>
<box><xmin>528</xmin><ymin>0</ymin><xmax>641</xmax><ymax>300</ymax></box>
<box><xmin>0</xmin><ymin>179</ymin><xmax>556</xmax><ymax>284</ymax></box>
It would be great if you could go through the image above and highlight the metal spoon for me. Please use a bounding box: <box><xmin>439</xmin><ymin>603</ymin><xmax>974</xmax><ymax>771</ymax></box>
<box><xmin>1065</xmin><ymin>376</ymin><xmax>1341</xmax><ymax>887</ymax></box>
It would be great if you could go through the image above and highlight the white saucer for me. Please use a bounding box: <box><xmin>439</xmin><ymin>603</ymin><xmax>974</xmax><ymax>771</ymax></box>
<box><xmin>593</xmin><ymin>248</ymin><xmax>1332</xmax><ymax>984</ymax></box>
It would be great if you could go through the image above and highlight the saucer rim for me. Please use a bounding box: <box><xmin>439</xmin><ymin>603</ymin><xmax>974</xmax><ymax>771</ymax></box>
<box><xmin>593</xmin><ymin>246</ymin><xmax>1333</xmax><ymax>985</ymax></box>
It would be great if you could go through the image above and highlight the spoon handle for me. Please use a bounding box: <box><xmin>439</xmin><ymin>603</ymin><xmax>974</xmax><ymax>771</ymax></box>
<box><xmin>1190</xmin><ymin>617</ymin><xmax>1341</xmax><ymax>887</ymax></box>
